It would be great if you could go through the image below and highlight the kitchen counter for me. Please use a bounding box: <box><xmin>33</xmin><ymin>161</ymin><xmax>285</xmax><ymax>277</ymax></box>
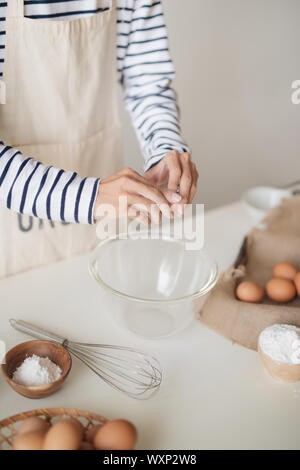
<box><xmin>1</xmin><ymin>201</ymin><xmax>299</xmax><ymax>450</ymax></box>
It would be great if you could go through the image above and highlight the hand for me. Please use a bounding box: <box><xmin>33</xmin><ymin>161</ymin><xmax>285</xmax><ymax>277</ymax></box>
<box><xmin>94</xmin><ymin>167</ymin><xmax>182</xmax><ymax>225</ymax></box>
<box><xmin>145</xmin><ymin>150</ymin><xmax>199</xmax><ymax>206</ymax></box>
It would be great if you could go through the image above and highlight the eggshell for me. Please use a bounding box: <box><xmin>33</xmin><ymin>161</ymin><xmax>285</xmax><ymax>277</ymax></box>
<box><xmin>79</xmin><ymin>441</ymin><xmax>94</xmax><ymax>450</ymax></box>
<box><xmin>236</xmin><ymin>281</ymin><xmax>264</xmax><ymax>303</ymax></box>
<box><xmin>43</xmin><ymin>418</ymin><xmax>83</xmax><ymax>450</ymax></box>
<box><xmin>294</xmin><ymin>272</ymin><xmax>300</xmax><ymax>297</ymax></box>
<box><xmin>273</xmin><ymin>262</ymin><xmax>298</xmax><ymax>281</ymax></box>
<box><xmin>67</xmin><ymin>417</ymin><xmax>84</xmax><ymax>440</ymax></box>
<box><xmin>93</xmin><ymin>419</ymin><xmax>137</xmax><ymax>450</ymax></box>
<box><xmin>13</xmin><ymin>430</ymin><xmax>46</xmax><ymax>450</ymax></box>
<box><xmin>265</xmin><ymin>278</ymin><xmax>296</xmax><ymax>303</ymax></box>
<box><xmin>85</xmin><ymin>424</ymin><xmax>102</xmax><ymax>444</ymax></box>
<box><xmin>18</xmin><ymin>417</ymin><xmax>50</xmax><ymax>436</ymax></box>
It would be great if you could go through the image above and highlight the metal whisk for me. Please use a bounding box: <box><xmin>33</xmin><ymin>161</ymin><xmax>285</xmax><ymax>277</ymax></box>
<box><xmin>9</xmin><ymin>319</ymin><xmax>162</xmax><ymax>400</ymax></box>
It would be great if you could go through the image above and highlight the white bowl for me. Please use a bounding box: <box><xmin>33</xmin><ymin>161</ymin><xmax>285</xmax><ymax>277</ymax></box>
<box><xmin>242</xmin><ymin>186</ymin><xmax>291</xmax><ymax>223</ymax></box>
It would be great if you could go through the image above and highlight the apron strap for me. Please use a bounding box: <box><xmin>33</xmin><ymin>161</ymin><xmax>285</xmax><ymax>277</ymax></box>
<box><xmin>110</xmin><ymin>0</ymin><xmax>117</xmax><ymax>10</ymax></box>
<box><xmin>7</xmin><ymin>0</ymin><xmax>24</xmax><ymax>18</ymax></box>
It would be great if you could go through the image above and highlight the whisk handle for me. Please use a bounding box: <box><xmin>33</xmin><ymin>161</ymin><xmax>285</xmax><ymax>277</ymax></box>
<box><xmin>9</xmin><ymin>319</ymin><xmax>67</xmax><ymax>345</ymax></box>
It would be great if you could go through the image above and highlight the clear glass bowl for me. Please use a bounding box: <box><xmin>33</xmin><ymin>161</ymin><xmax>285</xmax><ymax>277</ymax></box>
<box><xmin>89</xmin><ymin>234</ymin><xmax>219</xmax><ymax>339</ymax></box>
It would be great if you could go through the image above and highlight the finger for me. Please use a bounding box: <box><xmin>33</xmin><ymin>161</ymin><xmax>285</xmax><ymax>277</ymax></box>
<box><xmin>188</xmin><ymin>164</ymin><xmax>199</xmax><ymax>203</ymax></box>
<box><xmin>128</xmin><ymin>195</ymin><xmax>161</xmax><ymax>224</ymax></box>
<box><xmin>128</xmin><ymin>207</ymin><xmax>150</xmax><ymax>226</ymax></box>
<box><xmin>179</xmin><ymin>153</ymin><xmax>193</xmax><ymax>204</ymax></box>
<box><xmin>136</xmin><ymin>213</ymin><xmax>151</xmax><ymax>226</ymax></box>
<box><xmin>126</xmin><ymin>180</ymin><xmax>173</xmax><ymax>219</ymax></box>
<box><xmin>167</xmin><ymin>151</ymin><xmax>182</xmax><ymax>192</ymax></box>
<box><xmin>161</xmin><ymin>187</ymin><xmax>182</xmax><ymax>204</ymax></box>
<box><xmin>120</xmin><ymin>167</ymin><xmax>165</xmax><ymax>191</ymax></box>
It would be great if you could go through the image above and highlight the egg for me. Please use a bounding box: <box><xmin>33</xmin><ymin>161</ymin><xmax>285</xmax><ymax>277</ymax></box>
<box><xmin>43</xmin><ymin>418</ymin><xmax>83</xmax><ymax>450</ymax></box>
<box><xmin>13</xmin><ymin>430</ymin><xmax>46</xmax><ymax>450</ymax></box>
<box><xmin>93</xmin><ymin>419</ymin><xmax>137</xmax><ymax>450</ymax></box>
<box><xmin>236</xmin><ymin>281</ymin><xmax>264</xmax><ymax>303</ymax></box>
<box><xmin>79</xmin><ymin>441</ymin><xmax>94</xmax><ymax>450</ymax></box>
<box><xmin>18</xmin><ymin>417</ymin><xmax>50</xmax><ymax>436</ymax></box>
<box><xmin>85</xmin><ymin>424</ymin><xmax>102</xmax><ymax>444</ymax></box>
<box><xmin>67</xmin><ymin>417</ymin><xmax>84</xmax><ymax>438</ymax></box>
<box><xmin>273</xmin><ymin>262</ymin><xmax>298</xmax><ymax>281</ymax></box>
<box><xmin>295</xmin><ymin>272</ymin><xmax>300</xmax><ymax>297</ymax></box>
<box><xmin>265</xmin><ymin>278</ymin><xmax>296</xmax><ymax>303</ymax></box>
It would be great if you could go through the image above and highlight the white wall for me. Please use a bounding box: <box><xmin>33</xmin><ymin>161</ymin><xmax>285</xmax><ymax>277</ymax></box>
<box><xmin>119</xmin><ymin>0</ymin><xmax>300</xmax><ymax>209</ymax></box>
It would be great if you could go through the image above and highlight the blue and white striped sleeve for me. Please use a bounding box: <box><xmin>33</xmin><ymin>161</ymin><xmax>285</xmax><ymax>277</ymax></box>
<box><xmin>119</xmin><ymin>0</ymin><xmax>190</xmax><ymax>172</ymax></box>
<box><xmin>0</xmin><ymin>143</ymin><xmax>100</xmax><ymax>224</ymax></box>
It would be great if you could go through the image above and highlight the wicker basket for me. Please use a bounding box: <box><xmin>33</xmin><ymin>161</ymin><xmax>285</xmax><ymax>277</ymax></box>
<box><xmin>0</xmin><ymin>407</ymin><xmax>108</xmax><ymax>450</ymax></box>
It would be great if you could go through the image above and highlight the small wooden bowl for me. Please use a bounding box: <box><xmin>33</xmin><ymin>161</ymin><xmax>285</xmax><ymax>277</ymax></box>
<box><xmin>258</xmin><ymin>344</ymin><xmax>300</xmax><ymax>382</ymax></box>
<box><xmin>1</xmin><ymin>340</ymin><xmax>72</xmax><ymax>399</ymax></box>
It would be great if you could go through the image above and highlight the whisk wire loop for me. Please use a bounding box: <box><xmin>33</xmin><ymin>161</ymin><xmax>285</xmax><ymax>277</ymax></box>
<box><xmin>9</xmin><ymin>319</ymin><xmax>162</xmax><ymax>400</ymax></box>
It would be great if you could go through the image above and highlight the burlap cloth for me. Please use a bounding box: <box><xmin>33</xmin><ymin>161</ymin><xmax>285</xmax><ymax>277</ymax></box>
<box><xmin>199</xmin><ymin>196</ymin><xmax>300</xmax><ymax>351</ymax></box>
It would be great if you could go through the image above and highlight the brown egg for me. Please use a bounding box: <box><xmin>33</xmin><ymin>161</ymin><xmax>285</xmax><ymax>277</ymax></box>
<box><xmin>13</xmin><ymin>430</ymin><xmax>47</xmax><ymax>450</ymax></box>
<box><xmin>67</xmin><ymin>417</ymin><xmax>84</xmax><ymax>439</ymax></box>
<box><xmin>85</xmin><ymin>424</ymin><xmax>102</xmax><ymax>444</ymax></box>
<box><xmin>295</xmin><ymin>272</ymin><xmax>300</xmax><ymax>297</ymax></box>
<box><xmin>93</xmin><ymin>419</ymin><xmax>137</xmax><ymax>450</ymax></box>
<box><xmin>265</xmin><ymin>278</ymin><xmax>296</xmax><ymax>303</ymax></box>
<box><xmin>18</xmin><ymin>417</ymin><xmax>50</xmax><ymax>436</ymax></box>
<box><xmin>236</xmin><ymin>281</ymin><xmax>264</xmax><ymax>303</ymax></box>
<box><xmin>79</xmin><ymin>441</ymin><xmax>94</xmax><ymax>450</ymax></box>
<box><xmin>43</xmin><ymin>418</ymin><xmax>83</xmax><ymax>450</ymax></box>
<box><xmin>273</xmin><ymin>262</ymin><xmax>298</xmax><ymax>281</ymax></box>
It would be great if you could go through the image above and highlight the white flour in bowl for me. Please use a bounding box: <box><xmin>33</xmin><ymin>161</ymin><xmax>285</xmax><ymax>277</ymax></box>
<box><xmin>259</xmin><ymin>324</ymin><xmax>300</xmax><ymax>364</ymax></box>
<box><xmin>12</xmin><ymin>354</ymin><xmax>62</xmax><ymax>386</ymax></box>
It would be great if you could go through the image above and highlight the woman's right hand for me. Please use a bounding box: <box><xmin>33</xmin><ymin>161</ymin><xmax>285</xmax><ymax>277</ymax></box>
<box><xmin>94</xmin><ymin>167</ymin><xmax>182</xmax><ymax>225</ymax></box>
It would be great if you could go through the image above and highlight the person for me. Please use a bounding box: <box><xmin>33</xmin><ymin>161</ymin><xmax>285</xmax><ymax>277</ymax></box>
<box><xmin>0</xmin><ymin>0</ymin><xmax>198</xmax><ymax>278</ymax></box>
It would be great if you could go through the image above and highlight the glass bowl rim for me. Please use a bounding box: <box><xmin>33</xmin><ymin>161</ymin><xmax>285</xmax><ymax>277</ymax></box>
<box><xmin>88</xmin><ymin>233</ymin><xmax>220</xmax><ymax>304</ymax></box>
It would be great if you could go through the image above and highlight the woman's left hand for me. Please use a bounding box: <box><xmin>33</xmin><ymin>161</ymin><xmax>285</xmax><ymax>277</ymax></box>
<box><xmin>145</xmin><ymin>150</ymin><xmax>199</xmax><ymax>206</ymax></box>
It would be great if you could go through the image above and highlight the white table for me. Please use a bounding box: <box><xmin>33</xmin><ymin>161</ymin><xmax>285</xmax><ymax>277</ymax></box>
<box><xmin>1</xmin><ymin>202</ymin><xmax>299</xmax><ymax>450</ymax></box>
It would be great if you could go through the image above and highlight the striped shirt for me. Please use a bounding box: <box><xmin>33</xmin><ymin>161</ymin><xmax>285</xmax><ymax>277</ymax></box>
<box><xmin>0</xmin><ymin>0</ymin><xmax>189</xmax><ymax>225</ymax></box>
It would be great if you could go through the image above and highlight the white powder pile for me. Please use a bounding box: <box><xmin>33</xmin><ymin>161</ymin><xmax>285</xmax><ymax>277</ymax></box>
<box><xmin>259</xmin><ymin>324</ymin><xmax>300</xmax><ymax>364</ymax></box>
<box><xmin>13</xmin><ymin>354</ymin><xmax>62</xmax><ymax>386</ymax></box>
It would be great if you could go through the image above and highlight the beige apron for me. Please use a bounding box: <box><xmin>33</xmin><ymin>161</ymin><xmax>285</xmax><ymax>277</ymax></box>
<box><xmin>0</xmin><ymin>0</ymin><xmax>122</xmax><ymax>278</ymax></box>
